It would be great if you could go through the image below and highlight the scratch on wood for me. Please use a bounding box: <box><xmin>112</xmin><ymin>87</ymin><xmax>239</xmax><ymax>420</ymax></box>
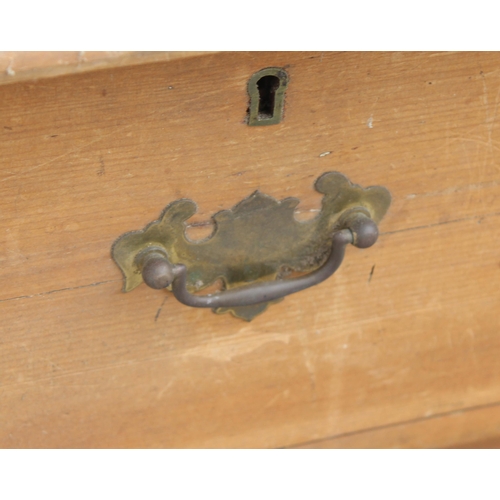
<box><xmin>97</xmin><ymin>156</ymin><xmax>106</xmax><ymax>176</ymax></box>
<box><xmin>0</xmin><ymin>116</ymin><xmax>151</xmax><ymax>184</ymax></box>
<box><xmin>404</xmin><ymin>179</ymin><xmax>500</xmax><ymax>200</ymax></box>
<box><xmin>368</xmin><ymin>265</ymin><xmax>375</xmax><ymax>283</ymax></box>
<box><xmin>181</xmin><ymin>330</ymin><xmax>292</xmax><ymax>363</ymax></box>
<box><xmin>382</xmin><ymin>210</ymin><xmax>500</xmax><ymax>236</ymax></box>
<box><xmin>304</xmin><ymin>354</ymin><xmax>317</xmax><ymax>397</ymax></box>
<box><xmin>0</xmin><ymin>136</ymin><xmax>107</xmax><ymax>183</ymax></box>
<box><xmin>6</xmin><ymin>59</ymin><xmax>15</xmax><ymax>76</ymax></box>
<box><xmin>264</xmin><ymin>392</ymin><xmax>283</xmax><ymax>409</ymax></box>
<box><xmin>154</xmin><ymin>296</ymin><xmax>168</xmax><ymax>322</ymax></box>
<box><xmin>0</xmin><ymin>279</ymin><xmax>120</xmax><ymax>303</ymax></box>
<box><xmin>428</xmin><ymin>52</ymin><xmax>460</xmax><ymax>58</ymax></box>
<box><xmin>156</xmin><ymin>380</ymin><xmax>174</xmax><ymax>400</ymax></box>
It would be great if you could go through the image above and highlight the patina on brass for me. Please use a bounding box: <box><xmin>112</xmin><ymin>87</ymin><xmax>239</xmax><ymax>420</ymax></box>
<box><xmin>111</xmin><ymin>172</ymin><xmax>391</xmax><ymax>320</ymax></box>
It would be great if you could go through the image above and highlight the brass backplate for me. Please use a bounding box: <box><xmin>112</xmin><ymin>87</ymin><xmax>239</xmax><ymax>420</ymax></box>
<box><xmin>112</xmin><ymin>172</ymin><xmax>391</xmax><ymax>320</ymax></box>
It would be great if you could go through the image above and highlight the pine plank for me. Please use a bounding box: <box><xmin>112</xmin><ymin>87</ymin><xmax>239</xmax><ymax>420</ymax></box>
<box><xmin>1</xmin><ymin>216</ymin><xmax>499</xmax><ymax>447</ymax></box>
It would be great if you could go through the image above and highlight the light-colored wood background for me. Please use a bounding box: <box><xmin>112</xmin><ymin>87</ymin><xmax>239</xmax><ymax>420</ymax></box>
<box><xmin>1</xmin><ymin>52</ymin><xmax>499</xmax><ymax>448</ymax></box>
<box><xmin>0</xmin><ymin>52</ymin><xmax>210</xmax><ymax>86</ymax></box>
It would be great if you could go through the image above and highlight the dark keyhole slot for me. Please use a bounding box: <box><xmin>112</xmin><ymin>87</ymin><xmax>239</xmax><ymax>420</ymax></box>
<box><xmin>257</xmin><ymin>75</ymin><xmax>280</xmax><ymax>120</ymax></box>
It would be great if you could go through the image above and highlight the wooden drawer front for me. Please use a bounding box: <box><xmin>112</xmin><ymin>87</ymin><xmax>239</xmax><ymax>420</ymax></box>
<box><xmin>1</xmin><ymin>52</ymin><xmax>500</xmax><ymax>448</ymax></box>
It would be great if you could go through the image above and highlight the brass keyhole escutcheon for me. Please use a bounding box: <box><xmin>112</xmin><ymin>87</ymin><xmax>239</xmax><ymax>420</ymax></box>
<box><xmin>247</xmin><ymin>67</ymin><xmax>289</xmax><ymax>126</ymax></box>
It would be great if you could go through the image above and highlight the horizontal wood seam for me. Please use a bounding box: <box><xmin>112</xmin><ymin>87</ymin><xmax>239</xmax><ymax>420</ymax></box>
<box><xmin>2</xmin><ymin>210</ymin><xmax>500</xmax><ymax>304</ymax></box>
<box><xmin>285</xmin><ymin>399</ymin><xmax>500</xmax><ymax>449</ymax></box>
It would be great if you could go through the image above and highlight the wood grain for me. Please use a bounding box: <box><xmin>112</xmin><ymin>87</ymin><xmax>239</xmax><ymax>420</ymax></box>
<box><xmin>2</xmin><ymin>52</ymin><xmax>500</xmax><ymax>301</ymax></box>
<box><xmin>0</xmin><ymin>52</ymin><xmax>212</xmax><ymax>86</ymax></box>
<box><xmin>1</xmin><ymin>52</ymin><xmax>500</xmax><ymax>447</ymax></box>
<box><xmin>2</xmin><ymin>216</ymin><xmax>500</xmax><ymax>448</ymax></box>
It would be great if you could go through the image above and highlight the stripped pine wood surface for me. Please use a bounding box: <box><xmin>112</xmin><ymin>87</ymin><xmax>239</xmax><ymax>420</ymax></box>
<box><xmin>0</xmin><ymin>51</ymin><xmax>210</xmax><ymax>85</ymax></box>
<box><xmin>1</xmin><ymin>52</ymin><xmax>499</xmax><ymax>448</ymax></box>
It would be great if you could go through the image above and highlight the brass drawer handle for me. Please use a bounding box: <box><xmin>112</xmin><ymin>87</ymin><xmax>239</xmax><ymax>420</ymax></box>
<box><xmin>112</xmin><ymin>172</ymin><xmax>391</xmax><ymax>320</ymax></box>
<box><xmin>138</xmin><ymin>212</ymin><xmax>378</xmax><ymax>309</ymax></box>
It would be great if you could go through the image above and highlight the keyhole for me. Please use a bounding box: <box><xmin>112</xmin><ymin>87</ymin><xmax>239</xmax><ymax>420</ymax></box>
<box><xmin>257</xmin><ymin>75</ymin><xmax>280</xmax><ymax>119</ymax></box>
<box><xmin>247</xmin><ymin>67</ymin><xmax>289</xmax><ymax>126</ymax></box>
